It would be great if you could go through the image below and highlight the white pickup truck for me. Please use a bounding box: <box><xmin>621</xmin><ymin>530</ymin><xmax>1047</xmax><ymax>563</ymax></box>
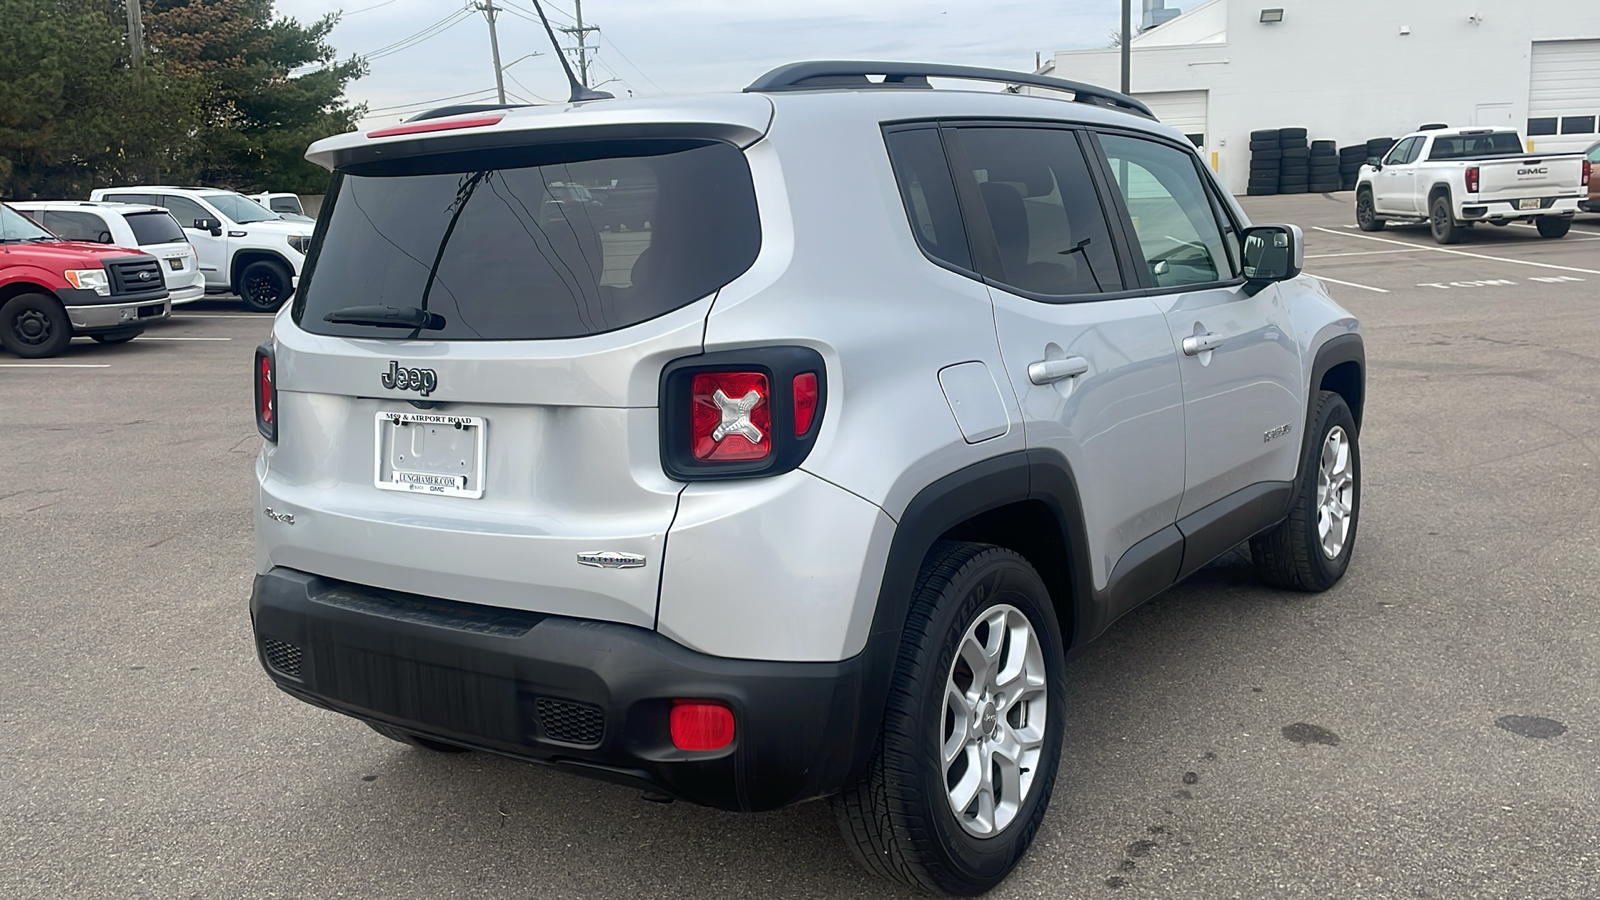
<box><xmin>1355</xmin><ymin>127</ymin><xmax>1590</xmax><ymax>244</ymax></box>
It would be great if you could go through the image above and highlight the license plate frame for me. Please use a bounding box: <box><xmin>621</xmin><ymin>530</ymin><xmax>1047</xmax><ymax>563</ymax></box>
<box><xmin>1518</xmin><ymin>198</ymin><xmax>1541</xmax><ymax>211</ymax></box>
<box><xmin>373</xmin><ymin>411</ymin><xmax>487</xmax><ymax>500</ymax></box>
<box><xmin>167</xmin><ymin>257</ymin><xmax>184</xmax><ymax>271</ymax></box>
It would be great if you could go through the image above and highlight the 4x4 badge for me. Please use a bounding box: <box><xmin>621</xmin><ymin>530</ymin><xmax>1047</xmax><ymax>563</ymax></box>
<box><xmin>576</xmin><ymin>551</ymin><xmax>646</xmax><ymax>569</ymax></box>
<box><xmin>381</xmin><ymin>360</ymin><xmax>438</xmax><ymax>397</ymax></box>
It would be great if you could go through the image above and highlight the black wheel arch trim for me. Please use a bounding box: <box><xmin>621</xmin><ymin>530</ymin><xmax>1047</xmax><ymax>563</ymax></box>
<box><xmin>231</xmin><ymin>250</ymin><xmax>295</xmax><ymax>292</ymax></box>
<box><xmin>1302</xmin><ymin>333</ymin><xmax>1365</xmax><ymax>466</ymax></box>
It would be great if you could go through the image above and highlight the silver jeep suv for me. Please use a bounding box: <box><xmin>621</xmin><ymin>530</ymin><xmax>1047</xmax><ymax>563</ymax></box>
<box><xmin>251</xmin><ymin>62</ymin><xmax>1363</xmax><ymax>895</ymax></box>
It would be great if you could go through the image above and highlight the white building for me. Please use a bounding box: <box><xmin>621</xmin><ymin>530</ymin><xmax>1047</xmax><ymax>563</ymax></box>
<box><xmin>1040</xmin><ymin>0</ymin><xmax>1600</xmax><ymax>194</ymax></box>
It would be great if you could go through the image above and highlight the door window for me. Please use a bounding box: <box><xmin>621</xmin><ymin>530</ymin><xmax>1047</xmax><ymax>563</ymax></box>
<box><xmin>1383</xmin><ymin>137</ymin><xmax>1419</xmax><ymax>165</ymax></box>
<box><xmin>161</xmin><ymin>196</ymin><xmax>212</xmax><ymax>230</ymax></box>
<box><xmin>1095</xmin><ymin>133</ymin><xmax>1233</xmax><ymax>289</ymax></box>
<box><xmin>43</xmin><ymin>210</ymin><xmax>109</xmax><ymax>242</ymax></box>
<box><xmin>883</xmin><ymin>128</ymin><xmax>972</xmax><ymax>271</ymax></box>
<box><xmin>948</xmin><ymin>126</ymin><xmax>1123</xmax><ymax>297</ymax></box>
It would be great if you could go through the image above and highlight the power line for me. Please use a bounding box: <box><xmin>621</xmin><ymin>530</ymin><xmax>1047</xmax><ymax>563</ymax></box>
<box><xmin>365</xmin><ymin>10</ymin><xmax>474</xmax><ymax>61</ymax></box>
<box><xmin>341</xmin><ymin>0</ymin><xmax>403</xmax><ymax>17</ymax></box>
<box><xmin>594</xmin><ymin>33</ymin><xmax>664</xmax><ymax>95</ymax></box>
<box><xmin>365</xmin><ymin>87</ymin><xmax>504</xmax><ymax>113</ymax></box>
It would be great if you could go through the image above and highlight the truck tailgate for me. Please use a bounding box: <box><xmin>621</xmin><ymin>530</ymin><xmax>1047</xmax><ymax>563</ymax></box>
<box><xmin>1478</xmin><ymin>156</ymin><xmax>1584</xmax><ymax>201</ymax></box>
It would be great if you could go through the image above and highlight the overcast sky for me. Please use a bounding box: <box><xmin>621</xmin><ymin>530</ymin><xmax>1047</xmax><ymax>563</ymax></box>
<box><xmin>274</xmin><ymin>0</ymin><xmax>1124</xmax><ymax>123</ymax></box>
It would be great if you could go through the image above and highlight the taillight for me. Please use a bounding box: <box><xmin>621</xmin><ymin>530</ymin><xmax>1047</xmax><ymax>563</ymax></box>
<box><xmin>1465</xmin><ymin>166</ymin><xmax>1479</xmax><ymax>194</ymax></box>
<box><xmin>660</xmin><ymin>347</ymin><xmax>826</xmax><ymax>481</ymax></box>
<box><xmin>670</xmin><ymin>701</ymin><xmax>735</xmax><ymax>751</ymax></box>
<box><xmin>254</xmin><ymin>341</ymin><xmax>277</xmax><ymax>442</ymax></box>
<box><xmin>1584</xmin><ymin>159</ymin><xmax>1592</xmax><ymax>187</ymax></box>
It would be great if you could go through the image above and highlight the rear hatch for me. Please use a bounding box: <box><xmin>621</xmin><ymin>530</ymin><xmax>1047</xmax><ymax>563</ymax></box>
<box><xmin>261</xmin><ymin>116</ymin><xmax>766</xmax><ymax>628</ymax></box>
<box><xmin>121</xmin><ymin>209</ymin><xmax>197</xmax><ymax>288</ymax></box>
<box><xmin>1476</xmin><ymin>155</ymin><xmax>1585</xmax><ymax>203</ymax></box>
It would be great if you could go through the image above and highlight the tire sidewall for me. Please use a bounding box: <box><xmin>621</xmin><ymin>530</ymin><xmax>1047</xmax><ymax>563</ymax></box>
<box><xmin>1296</xmin><ymin>395</ymin><xmax>1361</xmax><ymax>586</ymax></box>
<box><xmin>909</xmin><ymin>550</ymin><xmax>1068</xmax><ymax>891</ymax></box>
<box><xmin>1431</xmin><ymin>196</ymin><xmax>1456</xmax><ymax>243</ymax></box>
<box><xmin>240</xmin><ymin>260</ymin><xmax>292</xmax><ymax>312</ymax></box>
<box><xmin>1</xmin><ymin>293</ymin><xmax>73</xmax><ymax>359</ymax></box>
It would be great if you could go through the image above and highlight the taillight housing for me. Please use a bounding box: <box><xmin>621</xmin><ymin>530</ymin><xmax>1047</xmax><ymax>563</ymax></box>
<box><xmin>254</xmin><ymin>341</ymin><xmax>277</xmax><ymax>442</ymax></box>
<box><xmin>1584</xmin><ymin>159</ymin><xmax>1592</xmax><ymax>188</ymax></box>
<box><xmin>1465</xmin><ymin>166</ymin><xmax>1480</xmax><ymax>194</ymax></box>
<box><xmin>660</xmin><ymin>346</ymin><xmax>826</xmax><ymax>481</ymax></box>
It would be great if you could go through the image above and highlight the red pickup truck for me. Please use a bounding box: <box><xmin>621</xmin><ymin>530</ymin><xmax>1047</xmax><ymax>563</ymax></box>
<box><xmin>1</xmin><ymin>200</ymin><xmax>170</xmax><ymax>358</ymax></box>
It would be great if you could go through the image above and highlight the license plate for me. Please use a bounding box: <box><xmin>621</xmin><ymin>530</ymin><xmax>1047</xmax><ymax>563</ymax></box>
<box><xmin>374</xmin><ymin>412</ymin><xmax>486</xmax><ymax>499</ymax></box>
<box><xmin>1518</xmin><ymin>198</ymin><xmax>1541</xmax><ymax>210</ymax></box>
<box><xmin>167</xmin><ymin>258</ymin><xmax>184</xmax><ymax>271</ymax></box>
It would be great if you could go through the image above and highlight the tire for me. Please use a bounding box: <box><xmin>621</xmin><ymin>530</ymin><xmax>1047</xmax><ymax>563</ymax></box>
<box><xmin>833</xmin><ymin>542</ymin><xmax>1066</xmax><ymax>896</ymax></box>
<box><xmin>1251</xmin><ymin>391</ymin><xmax>1359</xmax><ymax>592</ymax></box>
<box><xmin>1249</xmin><ymin>139</ymin><xmax>1279</xmax><ymax>151</ymax></box>
<box><xmin>239</xmin><ymin>259</ymin><xmax>293</xmax><ymax>313</ymax></box>
<box><xmin>0</xmin><ymin>292</ymin><xmax>73</xmax><ymax>359</ymax></box>
<box><xmin>1536</xmin><ymin>216</ymin><xmax>1571</xmax><ymax>239</ymax></box>
<box><xmin>1251</xmin><ymin>129</ymin><xmax>1280</xmax><ymax>142</ymax></box>
<box><xmin>1310</xmin><ymin>140</ymin><xmax>1337</xmax><ymax>156</ymax></box>
<box><xmin>1247</xmin><ymin>186</ymin><xmax>1280</xmax><ymax>196</ymax></box>
<box><xmin>1252</xmin><ymin>148</ymin><xmax>1283</xmax><ymax>161</ymax></box>
<box><xmin>367</xmin><ymin>722</ymin><xmax>472</xmax><ymax>753</ymax></box>
<box><xmin>1278</xmin><ymin>126</ymin><xmax>1308</xmax><ymax>140</ymax></box>
<box><xmin>90</xmin><ymin>328</ymin><xmax>143</xmax><ymax>344</ymax></box>
<box><xmin>1248</xmin><ymin>180</ymin><xmax>1280</xmax><ymax>191</ymax></box>
<box><xmin>1249</xmin><ymin>165</ymin><xmax>1282</xmax><ymax>177</ymax></box>
<box><xmin>1282</xmin><ymin>146</ymin><xmax>1311</xmax><ymax>159</ymax></box>
<box><xmin>1430</xmin><ymin>194</ymin><xmax>1461</xmax><ymax>244</ymax></box>
<box><xmin>1355</xmin><ymin>189</ymin><xmax>1384</xmax><ymax>231</ymax></box>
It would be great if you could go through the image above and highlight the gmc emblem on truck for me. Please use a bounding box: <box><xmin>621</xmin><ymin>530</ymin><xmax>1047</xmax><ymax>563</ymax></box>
<box><xmin>381</xmin><ymin>360</ymin><xmax>438</xmax><ymax>396</ymax></box>
<box><xmin>1518</xmin><ymin>167</ymin><xmax>1548</xmax><ymax>175</ymax></box>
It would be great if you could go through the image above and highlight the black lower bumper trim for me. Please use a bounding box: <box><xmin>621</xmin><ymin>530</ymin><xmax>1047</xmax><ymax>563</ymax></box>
<box><xmin>250</xmin><ymin>568</ymin><xmax>888</xmax><ymax>811</ymax></box>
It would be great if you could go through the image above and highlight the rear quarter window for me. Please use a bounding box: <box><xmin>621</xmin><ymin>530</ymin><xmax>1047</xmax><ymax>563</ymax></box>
<box><xmin>295</xmin><ymin>139</ymin><xmax>761</xmax><ymax>341</ymax></box>
<box><xmin>124</xmin><ymin>211</ymin><xmax>186</xmax><ymax>246</ymax></box>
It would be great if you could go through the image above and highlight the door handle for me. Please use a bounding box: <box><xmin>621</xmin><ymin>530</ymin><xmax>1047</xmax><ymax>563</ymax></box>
<box><xmin>1181</xmin><ymin>332</ymin><xmax>1224</xmax><ymax>356</ymax></box>
<box><xmin>1028</xmin><ymin>356</ymin><xmax>1089</xmax><ymax>385</ymax></box>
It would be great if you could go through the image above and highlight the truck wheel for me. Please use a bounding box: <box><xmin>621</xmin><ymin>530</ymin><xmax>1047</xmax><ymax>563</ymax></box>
<box><xmin>1355</xmin><ymin>190</ymin><xmax>1384</xmax><ymax>231</ymax></box>
<box><xmin>1536</xmin><ymin>217</ymin><xmax>1571</xmax><ymax>239</ymax></box>
<box><xmin>0</xmin><ymin>293</ymin><xmax>73</xmax><ymax>359</ymax></box>
<box><xmin>367</xmin><ymin>722</ymin><xmax>472</xmax><ymax>753</ymax></box>
<box><xmin>1430</xmin><ymin>196</ymin><xmax>1461</xmax><ymax>244</ymax></box>
<box><xmin>833</xmin><ymin>542</ymin><xmax>1065</xmax><ymax>895</ymax></box>
<box><xmin>1251</xmin><ymin>391</ymin><xmax>1360</xmax><ymax>593</ymax></box>
<box><xmin>91</xmin><ymin>328</ymin><xmax>143</xmax><ymax>344</ymax></box>
<box><xmin>239</xmin><ymin>260</ymin><xmax>293</xmax><ymax>312</ymax></box>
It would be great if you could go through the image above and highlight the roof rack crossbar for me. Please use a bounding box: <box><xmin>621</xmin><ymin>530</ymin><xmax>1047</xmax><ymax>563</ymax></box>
<box><xmin>744</xmin><ymin>61</ymin><xmax>1155</xmax><ymax>119</ymax></box>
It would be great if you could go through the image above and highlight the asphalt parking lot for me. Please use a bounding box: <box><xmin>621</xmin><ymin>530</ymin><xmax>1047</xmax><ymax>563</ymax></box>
<box><xmin>4</xmin><ymin>195</ymin><xmax>1599</xmax><ymax>899</ymax></box>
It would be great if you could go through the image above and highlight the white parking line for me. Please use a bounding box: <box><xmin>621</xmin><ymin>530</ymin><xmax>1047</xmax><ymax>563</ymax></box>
<box><xmin>1304</xmin><ymin>248</ymin><xmax>1431</xmax><ymax>259</ymax></box>
<box><xmin>170</xmin><ymin>314</ymin><xmax>270</xmax><ymax>319</ymax></box>
<box><xmin>1311</xmin><ymin>227</ymin><xmax>1600</xmax><ymax>275</ymax></box>
<box><xmin>1307</xmin><ymin>273</ymin><xmax>1390</xmax><ymax>293</ymax></box>
<box><xmin>136</xmin><ymin>336</ymin><xmax>233</xmax><ymax>341</ymax></box>
<box><xmin>0</xmin><ymin>363</ymin><xmax>111</xmax><ymax>368</ymax></box>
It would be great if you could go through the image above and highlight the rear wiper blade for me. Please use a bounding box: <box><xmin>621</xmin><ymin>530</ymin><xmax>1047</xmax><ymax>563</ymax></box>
<box><xmin>323</xmin><ymin>305</ymin><xmax>446</xmax><ymax>330</ymax></box>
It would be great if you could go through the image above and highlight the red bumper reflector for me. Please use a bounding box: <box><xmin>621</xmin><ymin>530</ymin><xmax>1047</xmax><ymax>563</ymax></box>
<box><xmin>793</xmin><ymin>372</ymin><xmax>819</xmax><ymax>436</ymax></box>
<box><xmin>670</xmin><ymin>701</ymin><xmax>735</xmax><ymax>751</ymax></box>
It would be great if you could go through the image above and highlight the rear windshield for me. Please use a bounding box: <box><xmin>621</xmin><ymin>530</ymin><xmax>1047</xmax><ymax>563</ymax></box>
<box><xmin>295</xmin><ymin>140</ymin><xmax>761</xmax><ymax>341</ymax></box>
<box><xmin>1428</xmin><ymin>132</ymin><xmax>1524</xmax><ymax>160</ymax></box>
<box><xmin>125</xmin><ymin>211</ymin><xmax>186</xmax><ymax>246</ymax></box>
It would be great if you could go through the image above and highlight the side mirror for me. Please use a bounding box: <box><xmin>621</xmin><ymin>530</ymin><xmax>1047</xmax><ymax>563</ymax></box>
<box><xmin>98</xmin><ymin>231</ymin><xmax>114</xmax><ymax>244</ymax></box>
<box><xmin>1366</xmin><ymin>156</ymin><xmax>1383</xmax><ymax>171</ymax></box>
<box><xmin>194</xmin><ymin>217</ymin><xmax>223</xmax><ymax>236</ymax></box>
<box><xmin>1240</xmin><ymin>224</ymin><xmax>1302</xmax><ymax>294</ymax></box>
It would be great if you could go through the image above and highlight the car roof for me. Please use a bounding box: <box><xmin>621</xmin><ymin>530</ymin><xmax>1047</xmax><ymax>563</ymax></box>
<box><xmin>9</xmin><ymin>200</ymin><xmax>171</xmax><ymax>215</ymax></box>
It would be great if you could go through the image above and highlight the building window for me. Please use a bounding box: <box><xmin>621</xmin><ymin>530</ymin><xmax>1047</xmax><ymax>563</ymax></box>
<box><xmin>1560</xmin><ymin>116</ymin><xmax>1596</xmax><ymax>135</ymax></box>
<box><xmin>1526</xmin><ymin>117</ymin><xmax>1559</xmax><ymax>136</ymax></box>
<box><xmin>1185</xmin><ymin>133</ymin><xmax>1205</xmax><ymax>148</ymax></box>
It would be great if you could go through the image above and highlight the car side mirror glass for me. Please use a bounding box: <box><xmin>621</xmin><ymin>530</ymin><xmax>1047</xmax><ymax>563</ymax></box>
<box><xmin>1241</xmin><ymin>224</ymin><xmax>1303</xmax><ymax>291</ymax></box>
<box><xmin>1367</xmin><ymin>156</ymin><xmax>1383</xmax><ymax>170</ymax></box>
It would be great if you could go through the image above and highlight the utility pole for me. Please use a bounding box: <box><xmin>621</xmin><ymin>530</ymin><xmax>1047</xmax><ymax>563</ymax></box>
<box><xmin>125</xmin><ymin>0</ymin><xmax>145</xmax><ymax>68</ymax></box>
<box><xmin>558</xmin><ymin>0</ymin><xmax>600</xmax><ymax>88</ymax></box>
<box><xmin>1120</xmin><ymin>0</ymin><xmax>1131</xmax><ymax>94</ymax></box>
<box><xmin>475</xmin><ymin>0</ymin><xmax>507</xmax><ymax>104</ymax></box>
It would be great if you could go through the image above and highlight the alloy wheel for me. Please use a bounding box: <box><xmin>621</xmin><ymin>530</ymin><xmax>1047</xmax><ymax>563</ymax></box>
<box><xmin>1317</xmin><ymin>425</ymin><xmax>1355</xmax><ymax>559</ymax></box>
<box><xmin>246</xmin><ymin>270</ymin><xmax>285</xmax><ymax>308</ymax></box>
<box><xmin>941</xmin><ymin>603</ymin><xmax>1048</xmax><ymax>838</ymax></box>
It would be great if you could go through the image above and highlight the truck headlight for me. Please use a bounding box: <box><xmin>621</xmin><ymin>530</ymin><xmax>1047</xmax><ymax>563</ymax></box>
<box><xmin>287</xmin><ymin>234</ymin><xmax>312</xmax><ymax>255</ymax></box>
<box><xmin>64</xmin><ymin>268</ymin><xmax>111</xmax><ymax>296</ymax></box>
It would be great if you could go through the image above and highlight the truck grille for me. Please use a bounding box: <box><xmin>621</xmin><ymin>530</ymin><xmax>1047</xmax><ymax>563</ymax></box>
<box><xmin>107</xmin><ymin>258</ymin><xmax>164</xmax><ymax>295</ymax></box>
<box><xmin>535</xmin><ymin>697</ymin><xmax>604</xmax><ymax>746</ymax></box>
<box><xmin>260</xmin><ymin>637</ymin><xmax>304</xmax><ymax>680</ymax></box>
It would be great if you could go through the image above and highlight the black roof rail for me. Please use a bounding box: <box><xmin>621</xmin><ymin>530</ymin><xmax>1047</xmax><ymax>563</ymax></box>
<box><xmin>743</xmin><ymin>61</ymin><xmax>1155</xmax><ymax>119</ymax></box>
<box><xmin>404</xmin><ymin>103</ymin><xmax>535</xmax><ymax>123</ymax></box>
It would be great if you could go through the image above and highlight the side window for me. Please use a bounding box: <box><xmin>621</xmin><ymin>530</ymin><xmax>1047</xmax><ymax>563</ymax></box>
<box><xmin>161</xmin><ymin>195</ymin><xmax>212</xmax><ymax>229</ymax></box>
<box><xmin>1383</xmin><ymin>137</ymin><xmax>1417</xmax><ymax>165</ymax></box>
<box><xmin>949</xmin><ymin>126</ymin><xmax>1123</xmax><ymax>296</ymax></box>
<box><xmin>883</xmin><ymin>128</ymin><xmax>972</xmax><ymax>271</ymax></box>
<box><xmin>103</xmin><ymin>193</ymin><xmax>156</xmax><ymax>206</ymax></box>
<box><xmin>44</xmin><ymin>210</ymin><xmax>109</xmax><ymax>242</ymax></box>
<box><xmin>1096</xmin><ymin>133</ymin><xmax>1232</xmax><ymax>289</ymax></box>
<box><xmin>1402</xmin><ymin>138</ymin><xmax>1427</xmax><ymax>164</ymax></box>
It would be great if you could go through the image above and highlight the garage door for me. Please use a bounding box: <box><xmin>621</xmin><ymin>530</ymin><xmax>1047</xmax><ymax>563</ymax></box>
<box><xmin>1528</xmin><ymin>40</ymin><xmax>1600</xmax><ymax>148</ymax></box>
<box><xmin>1135</xmin><ymin>90</ymin><xmax>1208</xmax><ymax>153</ymax></box>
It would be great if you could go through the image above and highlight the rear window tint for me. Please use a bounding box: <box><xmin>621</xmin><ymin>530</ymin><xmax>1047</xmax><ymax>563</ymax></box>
<box><xmin>1428</xmin><ymin>132</ymin><xmax>1523</xmax><ymax>159</ymax></box>
<box><xmin>295</xmin><ymin>140</ymin><xmax>760</xmax><ymax>341</ymax></box>
<box><xmin>125</xmin><ymin>211</ymin><xmax>185</xmax><ymax>246</ymax></box>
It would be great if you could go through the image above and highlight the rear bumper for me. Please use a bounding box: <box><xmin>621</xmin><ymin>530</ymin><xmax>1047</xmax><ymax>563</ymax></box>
<box><xmin>1459</xmin><ymin>197</ymin><xmax>1581</xmax><ymax>220</ymax></box>
<box><xmin>168</xmin><ymin>282</ymin><xmax>205</xmax><ymax>305</ymax></box>
<box><xmin>250</xmin><ymin>567</ymin><xmax>885</xmax><ymax>811</ymax></box>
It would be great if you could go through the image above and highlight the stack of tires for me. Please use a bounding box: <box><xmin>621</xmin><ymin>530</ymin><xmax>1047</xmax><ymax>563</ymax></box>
<box><xmin>1248</xmin><ymin>129</ymin><xmax>1281</xmax><ymax>195</ymax></box>
<box><xmin>1277</xmin><ymin>127</ymin><xmax>1311</xmax><ymax>194</ymax></box>
<box><xmin>1309</xmin><ymin>141</ymin><xmax>1340</xmax><ymax>193</ymax></box>
<box><xmin>1338</xmin><ymin>145</ymin><xmax>1368</xmax><ymax>191</ymax></box>
<box><xmin>1366</xmin><ymin>136</ymin><xmax>1396</xmax><ymax>166</ymax></box>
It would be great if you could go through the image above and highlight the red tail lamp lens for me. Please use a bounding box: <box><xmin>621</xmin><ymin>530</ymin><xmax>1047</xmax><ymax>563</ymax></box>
<box><xmin>1465</xmin><ymin>166</ymin><xmax>1479</xmax><ymax>194</ymax></box>
<box><xmin>690</xmin><ymin>371</ymin><xmax>771</xmax><ymax>461</ymax></box>
<box><xmin>258</xmin><ymin>356</ymin><xmax>274</xmax><ymax>426</ymax></box>
<box><xmin>793</xmin><ymin>372</ymin><xmax>819</xmax><ymax>436</ymax></box>
<box><xmin>1584</xmin><ymin>160</ymin><xmax>1592</xmax><ymax>188</ymax></box>
<box><xmin>254</xmin><ymin>344</ymin><xmax>277</xmax><ymax>442</ymax></box>
<box><xmin>670</xmin><ymin>701</ymin><xmax>735</xmax><ymax>751</ymax></box>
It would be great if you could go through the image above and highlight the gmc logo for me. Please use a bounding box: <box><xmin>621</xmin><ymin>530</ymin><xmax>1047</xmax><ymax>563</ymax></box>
<box><xmin>1518</xmin><ymin>167</ymin><xmax>1548</xmax><ymax>175</ymax></box>
<box><xmin>380</xmin><ymin>360</ymin><xmax>437</xmax><ymax>396</ymax></box>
